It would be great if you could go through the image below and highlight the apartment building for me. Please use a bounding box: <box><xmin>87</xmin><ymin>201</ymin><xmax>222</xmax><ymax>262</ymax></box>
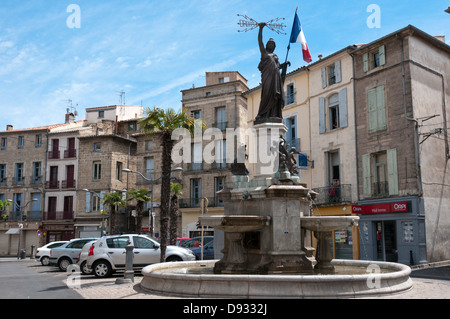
<box><xmin>179</xmin><ymin>71</ymin><xmax>249</xmax><ymax>237</ymax></box>
<box><xmin>0</xmin><ymin>124</ymin><xmax>49</xmax><ymax>255</ymax></box>
<box><xmin>351</xmin><ymin>25</ymin><xmax>450</xmax><ymax>264</ymax></box>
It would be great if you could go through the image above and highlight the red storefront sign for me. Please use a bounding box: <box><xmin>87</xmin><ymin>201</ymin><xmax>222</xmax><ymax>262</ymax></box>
<box><xmin>352</xmin><ymin>202</ymin><xmax>408</xmax><ymax>214</ymax></box>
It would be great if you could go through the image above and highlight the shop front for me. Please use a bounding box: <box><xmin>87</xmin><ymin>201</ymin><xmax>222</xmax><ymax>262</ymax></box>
<box><xmin>355</xmin><ymin>196</ymin><xmax>427</xmax><ymax>265</ymax></box>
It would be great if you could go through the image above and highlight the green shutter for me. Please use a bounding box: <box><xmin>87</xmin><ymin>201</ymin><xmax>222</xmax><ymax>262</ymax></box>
<box><xmin>376</xmin><ymin>85</ymin><xmax>386</xmax><ymax>130</ymax></box>
<box><xmin>319</xmin><ymin>97</ymin><xmax>326</xmax><ymax>133</ymax></box>
<box><xmin>387</xmin><ymin>149</ymin><xmax>398</xmax><ymax>195</ymax></box>
<box><xmin>368</xmin><ymin>88</ymin><xmax>377</xmax><ymax>132</ymax></box>
<box><xmin>379</xmin><ymin>45</ymin><xmax>386</xmax><ymax>66</ymax></box>
<box><xmin>362</xmin><ymin>154</ymin><xmax>372</xmax><ymax>198</ymax></box>
<box><xmin>363</xmin><ymin>53</ymin><xmax>369</xmax><ymax>72</ymax></box>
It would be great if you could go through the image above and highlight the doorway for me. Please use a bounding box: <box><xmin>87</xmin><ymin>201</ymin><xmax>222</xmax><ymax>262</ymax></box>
<box><xmin>375</xmin><ymin>220</ymin><xmax>397</xmax><ymax>262</ymax></box>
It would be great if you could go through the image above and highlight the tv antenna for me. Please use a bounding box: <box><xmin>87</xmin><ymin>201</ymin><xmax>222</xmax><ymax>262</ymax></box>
<box><xmin>118</xmin><ymin>91</ymin><xmax>126</xmax><ymax>105</ymax></box>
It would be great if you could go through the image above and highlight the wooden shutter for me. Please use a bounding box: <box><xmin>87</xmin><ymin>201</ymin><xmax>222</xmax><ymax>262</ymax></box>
<box><xmin>338</xmin><ymin>88</ymin><xmax>348</xmax><ymax>128</ymax></box>
<box><xmin>335</xmin><ymin>60</ymin><xmax>341</xmax><ymax>83</ymax></box>
<box><xmin>368</xmin><ymin>88</ymin><xmax>377</xmax><ymax>132</ymax></box>
<box><xmin>387</xmin><ymin>149</ymin><xmax>398</xmax><ymax>195</ymax></box>
<box><xmin>376</xmin><ymin>85</ymin><xmax>386</xmax><ymax>130</ymax></box>
<box><xmin>319</xmin><ymin>97</ymin><xmax>326</xmax><ymax>133</ymax></box>
<box><xmin>379</xmin><ymin>45</ymin><xmax>386</xmax><ymax>66</ymax></box>
<box><xmin>321</xmin><ymin>67</ymin><xmax>327</xmax><ymax>88</ymax></box>
<box><xmin>362</xmin><ymin>154</ymin><xmax>372</xmax><ymax>198</ymax></box>
<box><xmin>363</xmin><ymin>53</ymin><xmax>369</xmax><ymax>72</ymax></box>
<box><xmin>85</xmin><ymin>192</ymin><xmax>91</xmax><ymax>213</ymax></box>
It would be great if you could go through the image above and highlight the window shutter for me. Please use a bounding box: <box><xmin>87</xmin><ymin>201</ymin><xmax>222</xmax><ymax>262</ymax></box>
<box><xmin>376</xmin><ymin>85</ymin><xmax>386</xmax><ymax>130</ymax></box>
<box><xmin>387</xmin><ymin>149</ymin><xmax>398</xmax><ymax>195</ymax></box>
<box><xmin>363</xmin><ymin>53</ymin><xmax>369</xmax><ymax>72</ymax></box>
<box><xmin>338</xmin><ymin>88</ymin><xmax>348</xmax><ymax>128</ymax></box>
<box><xmin>379</xmin><ymin>45</ymin><xmax>386</xmax><ymax>66</ymax></box>
<box><xmin>319</xmin><ymin>97</ymin><xmax>326</xmax><ymax>133</ymax></box>
<box><xmin>362</xmin><ymin>154</ymin><xmax>372</xmax><ymax>198</ymax></box>
<box><xmin>368</xmin><ymin>88</ymin><xmax>377</xmax><ymax>132</ymax></box>
<box><xmin>99</xmin><ymin>191</ymin><xmax>106</xmax><ymax>211</ymax></box>
<box><xmin>335</xmin><ymin>60</ymin><xmax>341</xmax><ymax>83</ymax></box>
<box><xmin>321</xmin><ymin>67</ymin><xmax>327</xmax><ymax>88</ymax></box>
<box><xmin>85</xmin><ymin>192</ymin><xmax>91</xmax><ymax>213</ymax></box>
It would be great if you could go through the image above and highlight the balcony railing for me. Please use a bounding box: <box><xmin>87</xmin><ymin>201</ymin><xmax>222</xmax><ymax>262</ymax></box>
<box><xmin>64</xmin><ymin>149</ymin><xmax>77</xmax><ymax>158</ymax></box>
<box><xmin>186</xmin><ymin>163</ymin><xmax>203</xmax><ymax>171</ymax></box>
<box><xmin>45</xmin><ymin>180</ymin><xmax>60</xmax><ymax>189</ymax></box>
<box><xmin>311</xmin><ymin>184</ymin><xmax>352</xmax><ymax>205</ymax></box>
<box><xmin>373</xmin><ymin>182</ymin><xmax>389</xmax><ymax>197</ymax></box>
<box><xmin>31</xmin><ymin>176</ymin><xmax>42</xmax><ymax>185</ymax></box>
<box><xmin>48</xmin><ymin>151</ymin><xmax>60</xmax><ymax>159</ymax></box>
<box><xmin>13</xmin><ymin>176</ymin><xmax>24</xmax><ymax>185</ymax></box>
<box><xmin>8</xmin><ymin>210</ymin><xmax>42</xmax><ymax>221</ymax></box>
<box><xmin>61</xmin><ymin>179</ymin><xmax>76</xmax><ymax>189</ymax></box>
<box><xmin>43</xmin><ymin>211</ymin><xmax>74</xmax><ymax>220</ymax></box>
<box><xmin>0</xmin><ymin>177</ymin><xmax>7</xmax><ymax>186</ymax></box>
<box><xmin>179</xmin><ymin>197</ymin><xmax>224</xmax><ymax>208</ymax></box>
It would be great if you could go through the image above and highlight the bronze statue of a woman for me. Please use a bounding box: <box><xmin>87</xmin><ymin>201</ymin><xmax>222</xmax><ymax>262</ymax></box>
<box><xmin>255</xmin><ymin>23</ymin><xmax>290</xmax><ymax>123</ymax></box>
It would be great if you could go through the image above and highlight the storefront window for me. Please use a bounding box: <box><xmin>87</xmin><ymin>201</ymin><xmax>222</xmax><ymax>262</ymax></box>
<box><xmin>333</xmin><ymin>228</ymin><xmax>353</xmax><ymax>259</ymax></box>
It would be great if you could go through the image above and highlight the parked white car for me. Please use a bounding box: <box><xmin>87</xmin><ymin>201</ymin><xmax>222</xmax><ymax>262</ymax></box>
<box><xmin>49</xmin><ymin>238</ymin><xmax>98</xmax><ymax>271</ymax></box>
<box><xmin>87</xmin><ymin>234</ymin><xmax>196</xmax><ymax>278</ymax></box>
<box><xmin>77</xmin><ymin>240</ymin><xmax>97</xmax><ymax>275</ymax></box>
<box><xmin>35</xmin><ymin>241</ymin><xmax>68</xmax><ymax>266</ymax></box>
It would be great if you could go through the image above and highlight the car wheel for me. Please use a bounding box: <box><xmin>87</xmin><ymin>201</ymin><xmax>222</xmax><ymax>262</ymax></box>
<box><xmin>58</xmin><ymin>257</ymin><xmax>72</xmax><ymax>272</ymax></box>
<box><xmin>40</xmin><ymin>256</ymin><xmax>50</xmax><ymax>266</ymax></box>
<box><xmin>93</xmin><ymin>260</ymin><xmax>112</xmax><ymax>278</ymax></box>
<box><xmin>166</xmin><ymin>255</ymin><xmax>183</xmax><ymax>262</ymax></box>
<box><xmin>80</xmin><ymin>261</ymin><xmax>93</xmax><ymax>275</ymax></box>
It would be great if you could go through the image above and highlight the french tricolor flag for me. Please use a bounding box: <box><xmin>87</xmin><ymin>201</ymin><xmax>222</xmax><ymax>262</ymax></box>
<box><xmin>289</xmin><ymin>11</ymin><xmax>312</xmax><ymax>63</ymax></box>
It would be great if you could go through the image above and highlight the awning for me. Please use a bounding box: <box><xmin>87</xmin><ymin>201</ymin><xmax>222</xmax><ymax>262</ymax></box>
<box><xmin>5</xmin><ymin>228</ymin><xmax>20</xmax><ymax>235</ymax></box>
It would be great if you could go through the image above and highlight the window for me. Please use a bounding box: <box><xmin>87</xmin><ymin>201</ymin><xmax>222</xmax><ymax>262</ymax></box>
<box><xmin>13</xmin><ymin>193</ymin><xmax>22</xmax><ymax>212</ymax></box>
<box><xmin>362</xmin><ymin>149</ymin><xmax>398</xmax><ymax>198</ymax></box>
<box><xmin>145</xmin><ymin>157</ymin><xmax>154</xmax><ymax>179</ymax></box>
<box><xmin>214</xmin><ymin>176</ymin><xmax>225</xmax><ymax>206</ymax></box>
<box><xmin>286</xmin><ymin>83</ymin><xmax>295</xmax><ymax>105</ymax></box>
<box><xmin>284</xmin><ymin>116</ymin><xmax>297</xmax><ymax>143</ymax></box>
<box><xmin>327</xmin><ymin>151</ymin><xmax>340</xmax><ymax>186</ymax></box>
<box><xmin>319</xmin><ymin>88</ymin><xmax>348</xmax><ymax>133</ymax></box>
<box><xmin>35</xmin><ymin>134</ymin><xmax>42</xmax><ymax>147</ymax></box>
<box><xmin>190</xmin><ymin>178</ymin><xmax>202</xmax><ymax>207</ymax></box>
<box><xmin>191</xmin><ymin>143</ymin><xmax>202</xmax><ymax>170</ymax></box>
<box><xmin>145</xmin><ymin>140</ymin><xmax>153</xmax><ymax>151</ymax></box>
<box><xmin>93</xmin><ymin>142</ymin><xmax>101</xmax><ymax>152</ymax></box>
<box><xmin>107</xmin><ymin>236</ymin><xmax>129</xmax><ymax>248</ymax></box>
<box><xmin>1</xmin><ymin>137</ymin><xmax>6</xmax><ymax>150</ymax></box>
<box><xmin>18</xmin><ymin>136</ymin><xmax>24</xmax><ymax>149</ymax></box>
<box><xmin>93</xmin><ymin>161</ymin><xmax>101</xmax><ymax>180</ymax></box>
<box><xmin>363</xmin><ymin>45</ymin><xmax>385</xmax><ymax>72</ymax></box>
<box><xmin>191</xmin><ymin>110</ymin><xmax>202</xmax><ymax>119</ymax></box>
<box><xmin>116</xmin><ymin>162</ymin><xmax>122</xmax><ymax>181</ymax></box>
<box><xmin>321</xmin><ymin>61</ymin><xmax>341</xmax><ymax>88</ymax></box>
<box><xmin>214</xmin><ymin>140</ymin><xmax>226</xmax><ymax>169</ymax></box>
<box><xmin>32</xmin><ymin>162</ymin><xmax>41</xmax><ymax>183</ymax></box>
<box><xmin>98</xmin><ymin>111</ymin><xmax>104</xmax><ymax>118</ymax></box>
<box><xmin>15</xmin><ymin>163</ymin><xmax>24</xmax><ymax>184</ymax></box>
<box><xmin>133</xmin><ymin>236</ymin><xmax>156</xmax><ymax>249</ymax></box>
<box><xmin>215</xmin><ymin>107</ymin><xmax>226</xmax><ymax>131</ymax></box>
<box><xmin>127</xmin><ymin>121</ymin><xmax>139</xmax><ymax>132</ymax></box>
<box><xmin>368</xmin><ymin>85</ymin><xmax>386</xmax><ymax>132</ymax></box>
<box><xmin>92</xmin><ymin>194</ymin><xmax>101</xmax><ymax>211</ymax></box>
<box><xmin>0</xmin><ymin>164</ymin><xmax>6</xmax><ymax>182</ymax></box>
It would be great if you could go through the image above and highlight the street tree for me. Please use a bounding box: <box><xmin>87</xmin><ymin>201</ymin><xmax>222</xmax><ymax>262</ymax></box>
<box><xmin>127</xmin><ymin>188</ymin><xmax>152</xmax><ymax>232</ymax></box>
<box><xmin>102</xmin><ymin>192</ymin><xmax>126</xmax><ymax>234</ymax></box>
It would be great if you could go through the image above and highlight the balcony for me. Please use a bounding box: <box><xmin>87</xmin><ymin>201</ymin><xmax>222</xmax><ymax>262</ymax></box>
<box><xmin>0</xmin><ymin>177</ymin><xmax>7</xmax><ymax>186</ymax></box>
<box><xmin>179</xmin><ymin>197</ymin><xmax>224</xmax><ymax>209</ymax></box>
<box><xmin>311</xmin><ymin>184</ymin><xmax>352</xmax><ymax>206</ymax></box>
<box><xmin>61</xmin><ymin>179</ymin><xmax>76</xmax><ymax>189</ymax></box>
<box><xmin>48</xmin><ymin>151</ymin><xmax>60</xmax><ymax>159</ymax></box>
<box><xmin>31</xmin><ymin>176</ymin><xmax>42</xmax><ymax>185</ymax></box>
<box><xmin>13</xmin><ymin>176</ymin><xmax>25</xmax><ymax>186</ymax></box>
<box><xmin>186</xmin><ymin>163</ymin><xmax>203</xmax><ymax>171</ymax></box>
<box><xmin>45</xmin><ymin>180</ymin><xmax>60</xmax><ymax>189</ymax></box>
<box><xmin>8</xmin><ymin>210</ymin><xmax>42</xmax><ymax>221</ymax></box>
<box><xmin>43</xmin><ymin>211</ymin><xmax>74</xmax><ymax>220</ymax></box>
<box><xmin>64</xmin><ymin>149</ymin><xmax>77</xmax><ymax>158</ymax></box>
<box><xmin>373</xmin><ymin>182</ymin><xmax>389</xmax><ymax>197</ymax></box>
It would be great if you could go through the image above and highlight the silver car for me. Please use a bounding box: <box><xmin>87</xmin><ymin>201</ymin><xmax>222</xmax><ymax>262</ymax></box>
<box><xmin>87</xmin><ymin>234</ymin><xmax>196</xmax><ymax>278</ymax></box>
<box><xmin>49</xmin><ymin>238</ymin><xmax>98</xmax><ymax>271</ymax></box>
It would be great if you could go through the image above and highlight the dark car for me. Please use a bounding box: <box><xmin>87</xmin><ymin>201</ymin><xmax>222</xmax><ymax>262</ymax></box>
<box><xmin>189</xmin><ymin>239</ymin><xmax>215</xmax><ymax>260</ymax></box>
<box><xmin>181</xmin><ymin>236</ymin><xmax>213</xmax><ymax>248</ymax></box>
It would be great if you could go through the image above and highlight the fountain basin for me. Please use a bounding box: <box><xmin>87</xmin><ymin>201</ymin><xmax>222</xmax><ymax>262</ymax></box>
<box><xmin>141</xmin><ymin>259</ymin><xmax>412</xmax><ymax>298</ymax></box>
<box><xmin>199</xmin><ymin>215</ymin><xmax>271</xmax><ymax>232</ymax></box>
<box><xmin>300</xmin><ymin>216</ymin><xmax>359</xmax><ymax>232</ymax></box>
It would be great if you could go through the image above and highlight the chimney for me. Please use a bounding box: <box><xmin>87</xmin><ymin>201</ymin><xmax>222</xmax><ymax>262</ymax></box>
<box><xmin>65</xmin><ymin>112</ymin><xmax>75</xmax><ymax>124</ymax></box>
<box><xmin>6</xmin><ymin>125</ymin><xmax>13</xmax><ymax>131</ymax></box>
<box><xmin>434</xmin><ymin>35</ymin><xmax>446</xmax><ymax>43</ymax></box>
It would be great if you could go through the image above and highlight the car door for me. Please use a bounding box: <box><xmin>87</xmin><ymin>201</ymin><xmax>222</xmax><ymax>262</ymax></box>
<box><xmin>203</xmin><ymin>241</ymin><xmax>215</xmax><ymax>260</ymax></box>
<box><xmin>132</xmin><ymin>236</ymin><xmax>160</xmax><ymax>267</ymax></box>
<box><xmin>105</xmin><ymin>236</ymin><xmax>130</xmax><ymax>268</ymax></box>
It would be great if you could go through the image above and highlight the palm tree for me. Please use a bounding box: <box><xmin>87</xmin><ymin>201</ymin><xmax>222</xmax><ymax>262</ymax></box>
<box><xmin>169</xmin><ymin>182</ymin><xmax>183</xmax><ymax>245</ymax></box>
<box><xmin>139</xmin><ymin>107</ymin><xmax>202</xmax><ymax>262</ymax></box>
<box><xmin>0</xmin><ymin>199</ymin><xmax>11</xmax><ymax>220</ymax></box>
<box><xmin>102</xmin><ymin>192</ymin><xmax>126</xmax><ymax>234</ymax></box>
<box><xmin>127</xmin><ymin>188</ymin><xmax>152</xmax><ymax>232</ymax></box>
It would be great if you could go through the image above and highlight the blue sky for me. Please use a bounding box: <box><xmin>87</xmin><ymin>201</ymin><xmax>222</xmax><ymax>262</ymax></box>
<box><xmin>0</xmin><ymin>0</ymin><xmax>448</xmax><ymax>130</ymax></box>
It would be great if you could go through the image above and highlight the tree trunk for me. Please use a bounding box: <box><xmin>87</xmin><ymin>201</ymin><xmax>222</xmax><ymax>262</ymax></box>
<box><xmin>169</xmin><ymin>194</ymin><xmax>179</xmax><ymax>245</ymax></box>
<box><xmin>159</xmin><ymin>133</ymin><xmax>174</xmax><ymax>262</ymax></box>
<box><xmin>136</xmin><ymin>202</ymin><xmax>143</xmax><ymax>233</ymax></box>
<box><xmin>109</xmin><ymin>207</ymin><xmax>116</xmax><ymax>235</ymax></box>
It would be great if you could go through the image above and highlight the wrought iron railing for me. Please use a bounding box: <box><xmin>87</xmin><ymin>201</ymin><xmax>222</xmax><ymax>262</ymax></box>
<box><xmin>311</xmin><ymin>184</ymin><xmax>352</xmax><ymax>205</ymax></box>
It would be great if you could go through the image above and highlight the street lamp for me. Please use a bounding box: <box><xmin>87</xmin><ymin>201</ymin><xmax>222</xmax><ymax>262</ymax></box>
<box><xmin>122</xmin><ymin>167</ymin><xmax>182</xmax><ymax>236</ymax></box>
<box><xmin>82</xmin><ymin>189</ymin><xmax>107</xmax><ymax>236</ymax></box>
<box><xmin>8</xmin><ymin>198</ymin><xmax>38</xmax><ymax>259</ymax></box>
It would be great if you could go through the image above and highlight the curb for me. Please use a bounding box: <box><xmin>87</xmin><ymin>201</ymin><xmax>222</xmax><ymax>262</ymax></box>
<box><xmin>410</xmin><ymin>260</ymin><xmax>450</xmax><ymax>270</ymax></box>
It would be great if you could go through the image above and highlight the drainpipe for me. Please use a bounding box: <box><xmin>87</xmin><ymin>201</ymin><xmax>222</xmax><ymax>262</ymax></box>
<box><xmin>348</xmin><ymin>47</ymin><xmax>360</xmax><ymax>202</ymax></box>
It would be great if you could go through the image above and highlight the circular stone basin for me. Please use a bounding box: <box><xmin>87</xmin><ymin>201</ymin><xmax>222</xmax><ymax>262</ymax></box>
<box><xmin>141</xmin><ymin>259</ymin><xmax>412</xmax><ymax>298</ymax></box>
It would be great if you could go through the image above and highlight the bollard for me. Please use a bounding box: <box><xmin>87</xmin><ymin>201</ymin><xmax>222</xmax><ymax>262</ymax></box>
<box><xmin>115</xmin><ymin>242</ymin><xmax>134</xmax><ymax>284</ymax></box>
<box><xmin>30</xmin><ymin>245</ymin><xmax>35</xmax><ymax>259</ymax></box>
